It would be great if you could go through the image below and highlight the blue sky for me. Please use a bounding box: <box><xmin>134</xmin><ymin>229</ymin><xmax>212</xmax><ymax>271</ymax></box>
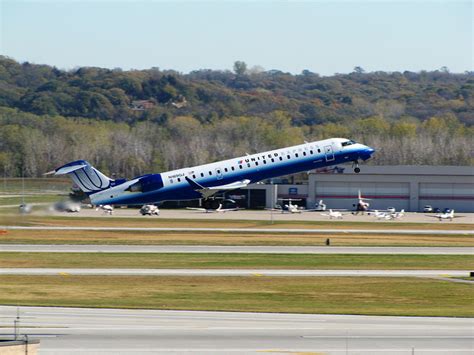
<box><xmin>1</xmin><ymin>0</ymin><xmax>472</xmax><ymax>75</ymax></box>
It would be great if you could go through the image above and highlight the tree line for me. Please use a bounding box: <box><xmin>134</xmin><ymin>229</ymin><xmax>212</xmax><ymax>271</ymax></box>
<box><xmin>0</xmin><ymin>56</ymin><xmax>473</xmax><ymax>177</ymax></box>
<box><xmin>0</xmin><ymin>107</ymin><xmax>471</xmax><ymax>178</ymax></box>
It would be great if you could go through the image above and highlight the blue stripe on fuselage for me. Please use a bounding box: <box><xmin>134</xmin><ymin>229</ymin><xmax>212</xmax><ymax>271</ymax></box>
<box><xmin>93</xmin><ymin>147</ymin><xmax>363</xmax><ymax>205</ymax></box>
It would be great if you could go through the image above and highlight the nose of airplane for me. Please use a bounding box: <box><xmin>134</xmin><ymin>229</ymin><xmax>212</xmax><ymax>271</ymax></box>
<box><xmin>360</xmin><ymin>146</ymin><xmax>375</xmax><ymax>161</ymax></box>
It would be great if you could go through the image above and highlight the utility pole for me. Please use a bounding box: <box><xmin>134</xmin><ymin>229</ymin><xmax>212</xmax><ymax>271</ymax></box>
<box><xmin>14</xmin><ymin>307</ymin><xmax>20</xmax><ymax>340</ymax></box>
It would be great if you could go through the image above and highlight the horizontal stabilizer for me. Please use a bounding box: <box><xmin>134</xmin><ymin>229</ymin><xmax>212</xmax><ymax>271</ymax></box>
<box><xmin>54</xmin><ymin>163</ymin><xmax>88</xmax><ymax>175</ymax></box>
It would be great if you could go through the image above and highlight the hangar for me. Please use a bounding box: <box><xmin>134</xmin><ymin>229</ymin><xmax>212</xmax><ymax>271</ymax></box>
<box><xmin>242</xmin><ymin>166</ymin><xmax>473</xmax><ymax>212</ymax></box>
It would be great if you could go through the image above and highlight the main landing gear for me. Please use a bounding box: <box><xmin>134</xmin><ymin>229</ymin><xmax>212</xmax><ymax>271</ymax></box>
<box><xmin>353</xmin><ymin>160</ymin><xmax>361</xmax><ymax>173</ymax></box>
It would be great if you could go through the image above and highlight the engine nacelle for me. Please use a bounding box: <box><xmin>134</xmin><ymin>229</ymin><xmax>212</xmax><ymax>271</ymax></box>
<box><xmin>126</xmin><ymin>174</ymin><xmax>164</xmax><ymax>193</ymax></box>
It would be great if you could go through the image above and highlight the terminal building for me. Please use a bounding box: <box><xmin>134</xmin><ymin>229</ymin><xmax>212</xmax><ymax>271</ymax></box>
<box><xmin>239</xmin><ymin>166</ymin><xmax>474</xmax><ymax>212</ymax></box>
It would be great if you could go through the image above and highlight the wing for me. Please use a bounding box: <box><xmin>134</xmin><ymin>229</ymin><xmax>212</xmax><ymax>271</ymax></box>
<box><xmin>186</xmin><ymin>207</ymin><xmax>206</xmax><ymax>212</ymax></box>
<box><xmin>185</xmin><ymin>177</ymin><xmax>251</xmax><ymax>199</ymax></box>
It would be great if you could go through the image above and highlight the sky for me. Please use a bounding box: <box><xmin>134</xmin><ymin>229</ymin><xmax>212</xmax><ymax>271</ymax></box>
<box><xmin>1</xmin><ymin>0</ymin><xmax>472</xmax><ymax>75</ymax></box>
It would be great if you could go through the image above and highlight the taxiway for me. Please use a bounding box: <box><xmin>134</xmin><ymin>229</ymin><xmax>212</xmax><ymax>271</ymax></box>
<box><xmin>0</xmin><ymin>306</ymin><xmax>472</xmax><ymax>355</ymax></box>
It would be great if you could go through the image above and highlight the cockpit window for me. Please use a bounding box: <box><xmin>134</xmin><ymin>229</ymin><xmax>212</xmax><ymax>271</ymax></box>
<box><xmin>341</xmin><ymin>140</ymin><xmax>356</xmax><ymax>147</ymax></box>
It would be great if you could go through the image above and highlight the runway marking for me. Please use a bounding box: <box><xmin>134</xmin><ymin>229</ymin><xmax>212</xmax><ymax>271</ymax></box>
<box><xmin>258</xmin><ymin>350</ymin><xmax>326</xmax><ymax>355</ymax></box>
<box><xmin>302</xmin><ymin>335</ymin><xmax>474</xmax><ymax>339</ymax></box>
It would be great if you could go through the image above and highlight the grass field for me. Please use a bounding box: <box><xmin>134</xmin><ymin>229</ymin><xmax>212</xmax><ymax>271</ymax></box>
<box><xmin>0</xmin><ymin>229</ymin><xmax>472</xmax><ymax>246</ymax></box>
<box><xmin>0</xmin><ymin>178</ymin><xmax>70</xmax><ymax>194</ymax></box>
<box><xmin>0</xmin><ymin>275</ymin><xmax>472</xmax><ymax>317</ymax></box>
<box><xmin>1</xmin><ymin>252</ymin><xmax>472</xmax><ymax>269</ymax></box>
<box><xmin>0</xmin><ymin>194</ymin><xmax>67</xmax><ymax>206</ymax></box>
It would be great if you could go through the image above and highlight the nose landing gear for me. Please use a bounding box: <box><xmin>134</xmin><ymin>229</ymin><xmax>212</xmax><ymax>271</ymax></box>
<box><xmin>353</xmin><ymin>160</ymin><xmax>361</xmax><ymax>173</ymax></box>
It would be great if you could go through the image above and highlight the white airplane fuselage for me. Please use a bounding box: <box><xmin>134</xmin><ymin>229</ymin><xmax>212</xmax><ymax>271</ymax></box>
<box><xmin>55</xmin><ymin>138</ymin><xmax>374</xmax><ymax>206</ymax></box>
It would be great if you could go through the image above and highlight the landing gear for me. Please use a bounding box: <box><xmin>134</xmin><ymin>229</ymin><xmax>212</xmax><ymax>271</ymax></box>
<box><xmin>353</xmin><ymin>160</ymin><xmax>361</xmax><ymax>173</ymax></box>
<box><xmin>203</xmin><ymin>198</ymin><xmax>220</xmax><ymax>210</ymax></box>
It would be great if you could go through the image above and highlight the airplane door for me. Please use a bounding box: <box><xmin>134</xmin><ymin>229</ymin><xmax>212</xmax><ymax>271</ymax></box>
<box><xmin>215</xmin><ymin>168</ymin><xmax>223</xmax><ymax>180</ymax></box>
<box><xmin>324</xmin><ymin>145</ymin><xmax>335</xmax><ymax>161</ymax></box>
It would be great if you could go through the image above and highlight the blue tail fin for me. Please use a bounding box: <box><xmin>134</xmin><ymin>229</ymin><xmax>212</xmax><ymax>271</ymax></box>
<box><xmin>53</xmin><ymin>160</ymin><xmax>114</xmax><ymax>194</ymax></box>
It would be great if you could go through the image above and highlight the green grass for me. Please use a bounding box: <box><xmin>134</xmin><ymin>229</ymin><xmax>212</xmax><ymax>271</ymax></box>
<box><xmin>0</xmin><ymin>178</ymin><xmax>70</xmax><ymax>194</ymax></box>
<box><xmin>1</xmin><ymin>252</ymin><xmax>473</xmax><ymax>270</ymax></box>
<box><xmin>1</xmin><ymin>229</ymin><xmax>472</xmax><ymax>247</ymax></box>
<box><xmin>0</xmin><ymin>275</ymin><xmax>472</xmax><ymax>317</ymax></box>
<box><xmin>0</xmin><ymin>194</ymin><xmax>66</xmax><ymax>206</ymax></box>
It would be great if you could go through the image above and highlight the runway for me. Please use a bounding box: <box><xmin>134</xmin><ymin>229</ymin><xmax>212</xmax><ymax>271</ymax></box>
<box><xmin>0</xmin><ymin>306</ymin><xmax>472</xmax><ymax>354</ymax></box>
<box><xmin>0</xmin><ymin>268</ymin><xmax>470</xmax><ymax>277</ymax></box>
<box><xmin>2</xmin><ymin>225</ymin><xmax>473</xmax><ymax>235</ymax></box>
<box><xmin>1</xmin><ymin>244</ymin><xmax>472</xmax><ymax>255</ymax></box>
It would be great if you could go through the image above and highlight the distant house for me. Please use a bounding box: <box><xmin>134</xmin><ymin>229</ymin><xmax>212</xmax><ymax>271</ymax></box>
<box><xmin>131</xmin><ymin>100</ymin><xmax>155</xmax><ymax>111</ymax></box>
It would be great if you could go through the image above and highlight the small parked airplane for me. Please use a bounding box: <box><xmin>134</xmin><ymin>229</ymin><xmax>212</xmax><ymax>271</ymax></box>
<box><xmin>371</xmin><ymin>209</ymin><xmax>405</xmax><ymax>220</ymax></box>
<box><xmin>187</xmin><ymin>203</ymin><xmax>243</xmax><ymax>213</ymax></box>
<box><xmin>321</xmin><ymin>209</ymin><xmax>344</xmax><ymax>219</ymax></box>
<box><xmin>96</xmin><ymin>204</ymin><xmax>114</xmax><ymax>215</ymax></box>
<box><xmin>426</xmin><ymin>210</ymin><xmax>462</xmax><ymax>221</ymax></box>
<box><xmin>48</xmin><ymin>138</ymin><xmax>374</xmax><ymax>207</ymax></box>
<box><xmin>352</xmin><ymin>190</ymin><xmax>371</xmax><ymax>214</ymax></box>
<box><xmin>266</xmin><ymin>198</ymin><xmax>304</xmax><ymax>213</ymax></box>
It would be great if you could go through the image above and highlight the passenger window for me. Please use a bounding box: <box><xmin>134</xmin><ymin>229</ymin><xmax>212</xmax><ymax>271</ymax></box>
<box><xmin>255</xmin><ymin>162</ymin><xmax>259</xmax><ymax>166</ymax></box>
<box><xmin>209</xmin><ymin>171</ymin><xmax>212</xmax><ymax>175</ymax></box>
<box><xmin>239</xmin><ymin>165</ymin><xmax>243</xmax><ymax>169</ymax></box>
<box><xmin>224</xmin><ymin>168</ymin><xmax>228</xmax><ymax>172</ymax></box>
<box><xmin>247</xmin><ymin>163</ymin><xmax>251</xmax><ymax>168</ymax></box>
<box><xmin>271</xmin><ymin>158</ymin><xmax>275</xmax><ymax>163</ymax></box>
<box><xmin>287</xmin><ymin>155</ymin><xmax>290</xmax><ymax>159</ymax></box>
<box><xmin>310</xmin><ymin>150</ymin><xmax>313</xmax><ymax>154</ymax></box>
<box><xmin>303</xmin><ymin>152</ymin><xmax>306</xmax><ymax>156</ymax></box>
<box><xmin>232</xmin><ymin>166</ymin><xmax>235</xmax><ymax>171</ymax></box>
<box><xmin>193</xmin><ymin>175</ymin><xmax>196</xmax><ymax>179</ymax></box>
<box><xmin>263</xmin><ymin>160</ymin><xmax>266</xmax><ymax>164</ymax></box>
<box><xmin>200</xmin><ymin>172</ymin><xmax>204</xmax><ymax>177</ymax></box>
<box><xmin>318</xmin><ymin>149</ymin><xmax>321</xmax><ymax>153</ymax></box>
<box><xmin>279</xmin><ymin>157</ymin><xmax>283</xmax><ymax>161</ymax></box>
<box><xmin>295</xmin><ymin>153</ymin><xmax>299</xmax><ymax>158</ymax></box>
<box><xmin>177</xmin><ymin>178</ymin><xmax>181</xmax><ymax>182</ymax></box>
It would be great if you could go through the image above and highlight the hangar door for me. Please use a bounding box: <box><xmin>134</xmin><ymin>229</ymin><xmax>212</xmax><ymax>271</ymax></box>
<box><xmin>314</xmin><ymin>181</ymin><xmax>409</xmax><ymax>211</ymax></box>
<box><xmin>419</xmin><ymin>183</ymin><xmax>474</xmax><ymax>212</ymax></box>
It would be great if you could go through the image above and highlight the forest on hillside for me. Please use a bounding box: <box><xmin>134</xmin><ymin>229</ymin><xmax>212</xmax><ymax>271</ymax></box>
<box><xmin>0</xmin><ymin>56</ymin><xmax>473</xmax><ymax>177</ymax></box>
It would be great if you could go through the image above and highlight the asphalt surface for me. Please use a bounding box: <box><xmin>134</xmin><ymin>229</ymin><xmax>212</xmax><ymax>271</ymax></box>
<box><xmin>0</xmin><ymin>268</ymin><xmax>470</xmax><ymax>277</ymax></box>
<box><xmin>1</xmin><ymin>244</ymin><xmax>472</xmax><ymax>255</ymax></box>
<box><xmin>0</xmin><ymin>306</ymin><xmax>472</xmax><ymax>355</ymax></box>
<box><xmin>2</xmin><ymin>225</ymin><xmax>473</xmax><ymax>235</ymax></box>
<box><xmin>41</xmin><ymin>208</ymin><xmax>474</xmax><ymax>224</ymax></box>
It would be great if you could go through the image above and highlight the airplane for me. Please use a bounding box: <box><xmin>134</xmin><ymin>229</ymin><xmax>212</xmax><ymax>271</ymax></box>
<box><xmin>321</xmin><ymin>209</ymin><xmax>344</xmax><ymax>219</ymax></box>
<box><xmin>186</xmin><ymin>203</ymin><xmax>243</xmax><ymax>213</ymax></box>
<box><xmin>267</xmin><ymin>198</ymin><xmax>304</xmax><ymax>213</ymax></box>
<box><xmin>48</xmin><ymin>138</ymin><xmax>375</xmax><ymax>207</ymax></box>
<box><xmin>352</xmin><ymin>190</ymin><xmax>371</xmax><ymax>214</ymax></box>
<box><xmin>391</xmin><ymin>209</ymin><xmax>405</xmax><ymax>219</ymax></box>
<box><xmin>426</xmin><ymin>209</ymin><xmax>462</xmax><ymax>221</ymax></box>
<box><xmin>371</xmin><ymin>209</ymin><xmax>405</xmax><ymax>220</ymax></box>
<box><xmin>314</xmin><ymin>200</ymin><xmax>327</xmax><ymax>211</ymax></box>
<box><xmin>96</xmin><ymin>204</ymin><xmax>114</xmax><ymax>215</ymax></box>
